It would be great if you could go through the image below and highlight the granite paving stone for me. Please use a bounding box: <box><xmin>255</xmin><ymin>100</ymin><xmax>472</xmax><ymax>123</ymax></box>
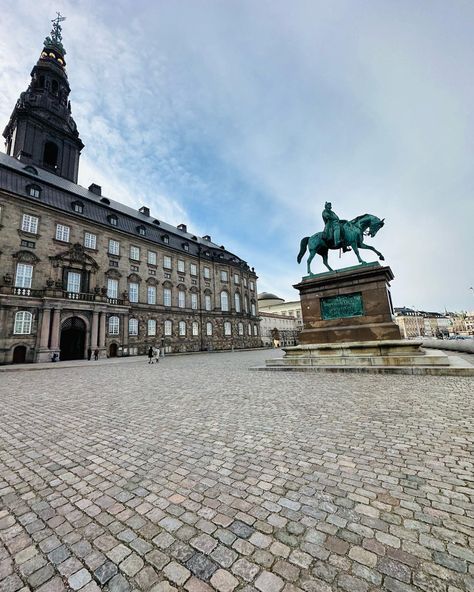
<box><xmin>0</xmin><ymin>350</ymin><xmax>472</xmax><ymax>591</ymax></box>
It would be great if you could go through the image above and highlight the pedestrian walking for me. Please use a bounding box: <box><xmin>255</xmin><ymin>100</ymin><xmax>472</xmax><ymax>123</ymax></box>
<box><xmin>147</xmin><ymin>346</ymin><xmax>154</xmax><ymax>364</ymax></box>
<box><xmin>93</xmin><ymin>348</ymin><xmax>99</xmax><ymax>361</ymax></box>
<box><xmin>87</xmin><ymin>347</ymin><xmax>92</xmax><ymax>361</ymax></box>
<box><xmin>154</xmin><ymin>346</ymin><xmax>160</xmax><ymax>364</ymax></box>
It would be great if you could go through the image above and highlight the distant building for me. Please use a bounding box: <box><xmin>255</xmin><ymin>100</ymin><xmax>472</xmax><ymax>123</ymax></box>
<box><xmin>0</xmin><ymin>19</ymin><xmax>261</xmax><ymax>364</ymax></box>
<box><xmin>257</xmin><ymin>292</ymin><xmax>302</xmax><ymax>345</ymax></box>
<box><xmin>394</xmin><ymin>307</ymin><xmax>451</xmax><ymax>338</ymax></box>
<box><xmin>259</xmin><ymin>311</ymin><xmax>299</xmax><ymax>347</ymax></box>
<box><xmin>448</xmin><ymin>312</ymin><xmax>474</xmax><ymax>336</ymax></box>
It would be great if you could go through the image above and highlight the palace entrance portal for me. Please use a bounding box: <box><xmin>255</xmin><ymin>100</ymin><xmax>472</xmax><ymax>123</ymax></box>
<box><xmin>60</xmin><ymin>317</ymin><xmax>86</xmax><ymax>360</ymax></box>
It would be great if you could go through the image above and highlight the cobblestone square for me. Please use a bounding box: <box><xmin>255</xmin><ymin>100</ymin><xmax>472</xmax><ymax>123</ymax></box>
<box><xmin>0</xmin><ymin>350</ymin><xmax>473</xmax><ymax>591</ymax></box>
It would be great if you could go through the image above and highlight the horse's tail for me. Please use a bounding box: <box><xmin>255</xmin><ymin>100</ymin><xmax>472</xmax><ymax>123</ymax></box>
<box><xmin>297</xmin><ymin>237</ymin><xmax>309</xmax><ymax>264</ymax></box>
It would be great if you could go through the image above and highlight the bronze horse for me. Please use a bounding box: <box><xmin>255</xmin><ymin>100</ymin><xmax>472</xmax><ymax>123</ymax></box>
<box><xmin>297</xmin><ymin>213</ymin><xmax>385</xmax><ymax>275</ymax></box>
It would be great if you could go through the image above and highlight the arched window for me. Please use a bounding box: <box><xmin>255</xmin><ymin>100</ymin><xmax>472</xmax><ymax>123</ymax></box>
<box><xmin>51</xmin><ymin>79</ymin><xmax>59</xmax><ymax>95</ymax></box>
<box><xmin>220</xmin><ymin>291</ymin><xmax>229</xmax><ymax>312</ymax></box>
<box><xmin>206</xmin><ymin>322</ymin><xmax>213</xmax><ymax>336</ymax></box>
<box><xmin>192</xmin><ymin>321</ymin><xmax>199</xmax><ymax>336</ymax></box>
<box><xmin>164</xmin><ymin>320</ymin><xmax>172</xmax><ymax>336</ymax></box>
<box><xmin>238</xmin><ymin>322</ymin><xmax>244</xmax><ymax>336</ymax></box>
<box><xmin>43</xmin><ymin>141</ymin><xmax>58</xmax><ymax>168</ymax></box>
<box><xmin>129</xmin><ymin>318</ymin><xmax>139</xmax><ymax>336</ymax></box>
<box><xmin>179</xmin><ymin>321</ymin><xmax>186</xmax><ymax>336</ymax></box>
<box><xmin>234</xmin><ymin>292</ymin><xmax>241</xmax><ymax>313</ymax></box>
<box><xmin>108</xmin><ymin>316</ymin><xmax>119</xmax><ymax>335</ymax></box>
<box><xmin>26</xmin><ymin>184</ymin><xmax>41</xmax><ymax>198</ymax></box>
<box><xmin>253</xmin><ymin>324</ymin><xmax>258</xmax><ymax>336</ymax></box>
<box><xmin>224</xmin><ymin>321</ymin><xmax>232</xmax><ymax>336</ymax></box>
<box><xmin>251</xmin><ymin>301</ymin><xmax>256</xmax><ymax>316</ymax></box>
<box><xmin>244</xmin><ymin>296</ymin><xmax>249</xmax><ymax>313</ymax></box>
<box><xmin>248</xmin><ymin>324</ymin><xmax>252</xmax><ymax>336</ymax></box>
<box><xmin>14</xmin><ymin>311</ymin><xmax>33</xmax><ymax>334</ymax></box>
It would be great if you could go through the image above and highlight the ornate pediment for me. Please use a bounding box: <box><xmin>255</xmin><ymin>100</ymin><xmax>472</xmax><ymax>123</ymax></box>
<box><xmin>13</xmin><ymin>250</ymin><xmax>41</xmax><ymax>264</ymax></box>
<box><xmin>105</xmin><ymin>269</ymin><xmax>122</xmax><ymax>279</ymax></box>
<box><xmin>146</xmin><ymin>277</ymin><xmax>158</xmax><ymax>285</ymax></box>
<box><xmin>50</xmin><ymin>243</ymin><xmax>99</xmax><ymax>271</ymax></box>
<box><xmin>128</xmin><ymin>273</ymin><xmax>142</xmax><ymax>283</ymax></box>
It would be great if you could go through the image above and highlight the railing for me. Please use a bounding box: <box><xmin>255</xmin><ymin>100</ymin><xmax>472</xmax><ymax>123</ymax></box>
<box><xmin>12</xmin><ymin>287</ymin><xmax>45</xmax><ymax>297</ymax></box>
<box><xmin>64</xmin><ymin>291</ymin><xmax>95</xmax><ymax>301</ymax></box>
<box><xmin>107</xmin><ymin>297</ymin><xmax>124</xmax><ymax>305</ymax></box>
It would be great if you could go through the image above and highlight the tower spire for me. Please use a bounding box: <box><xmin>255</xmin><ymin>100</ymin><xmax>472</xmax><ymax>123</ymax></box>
<box><xmin>2</xmin><ymin>14</ymin><xmax>83</xmax><ymax>183</ymax></box>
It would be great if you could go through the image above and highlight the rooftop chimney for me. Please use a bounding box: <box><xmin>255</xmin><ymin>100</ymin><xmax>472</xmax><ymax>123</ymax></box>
<box><xmin>88</xmin><ymin>183</ymin><xmax>102</xmax><ymax>195</ymax></box>
<box><xmin>177</xmin><ymin>223</ymin><xmax>187</xmax><ymax>232</ymax></box>
<box><xmin>139</xmin><ymin>206</ymin><xmax>150</xmax><ymax>216</ymax></box>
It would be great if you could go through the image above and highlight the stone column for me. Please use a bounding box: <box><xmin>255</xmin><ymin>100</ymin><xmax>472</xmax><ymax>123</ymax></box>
<box><xmin>50</xmin><ymin>308</ymin><xmax>61</xmax><ymax>352</ymax></box>
<box><xmin>91</xmin><ymin>311</ymin><xmax>99</xmax><ymax>348</ymax></box>
<box><xmin>39</xmin><ymin>308</ymin><xmax>51</xmax><ymax>348</ymax></box>
<box><xmin>99</xmin><ymin>311</ymin><xmax>106</xmax><ymax>357</ymax></box>
<box><xmin>122</xmin><ymin>313</ymin><xmax>129</xmax><ymax>356</ymax></box>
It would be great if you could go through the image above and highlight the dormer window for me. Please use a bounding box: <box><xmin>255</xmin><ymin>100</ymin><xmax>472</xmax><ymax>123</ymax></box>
<box><xmin>183</xmin><ymin>243</ymin><xmax>189</xmax><ymax>251</ymax></box>
<box><xmin>72</xmin><ymin>201</ymin><xmax>84</xmax><ymax>214</ymax></box>
<box><xmin>153</xmin><ymin>219</ymin><xmax>160</xmax><ymax>225</ymax></box>
<box><xmin>108</xmin><ymin>214</ymin><xmax>118</xmax><ymax>226</ymax></box>
<box><xmin>162</xmin><ymin>234</ymin><xmax>169</xmax><ymax>244</ymax></box>
<box><xmin>137</xmin><ymin>225</ymin><xmax>146</xmax><ymax>236</ymax></box>
<box><xmin>100</xmin><ymin>197</ymin><xmax>110</xmax><ymax>205</ymax></box>
<box><xmin>26</xmin><ymin>184</ymin><xmax>41</xmax><ymax>198</ymax></box>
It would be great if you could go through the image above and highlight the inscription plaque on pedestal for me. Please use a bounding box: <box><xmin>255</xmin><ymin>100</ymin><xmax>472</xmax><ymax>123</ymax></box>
<box><xmin>320</xmin><ymin>292</ymin><xmax>363</xmax><ymax>320</ymax></box>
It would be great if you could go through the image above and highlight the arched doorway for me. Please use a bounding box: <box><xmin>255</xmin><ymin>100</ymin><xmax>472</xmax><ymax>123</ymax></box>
<box><xmin>109</xmin><ymin>343</ymin><xmax>118</xmax><ymax>358</ymax></box>
<box><xmin>12</xmin><ymin>345</ymin><xmax>27</xmax><ymax>364</ymax></box>
<box><xmin>60</xmin><ymin>317</ymin><xmax>86</xmax><ymax>360</ymax></box>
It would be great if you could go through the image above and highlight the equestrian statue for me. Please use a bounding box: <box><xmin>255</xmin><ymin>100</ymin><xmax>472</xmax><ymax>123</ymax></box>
<box><xmin>297</xmin><ymin>202</ymin><xmax>385</xmax><ymax>275</ymax></box>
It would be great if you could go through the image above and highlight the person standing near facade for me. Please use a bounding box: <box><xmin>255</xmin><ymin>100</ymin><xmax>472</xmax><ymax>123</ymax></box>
<box><xmin>154</xmin><ymin>346</ymin><xmax>160</xmax><ymax>364</ymax></box>
<box><xmin>87</xmin><ymin>347</ymin><xmax>92</xmax><ymax>361</ymax></box>
<box><xmin>93</xmin><ymin>348</ymin><xmax>99</xmax><ymax>361</ymax></box>
<box><xmin>148</xmin><ymin>346</ymin><xmax>154</xmax><ymax>364</ymax></box>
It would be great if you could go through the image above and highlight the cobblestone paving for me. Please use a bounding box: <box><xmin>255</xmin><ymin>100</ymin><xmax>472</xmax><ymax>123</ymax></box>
<box><xmin>0</xmin><ymin>350</ymin><xmax>473</xmax><ymax>592</ymax></box>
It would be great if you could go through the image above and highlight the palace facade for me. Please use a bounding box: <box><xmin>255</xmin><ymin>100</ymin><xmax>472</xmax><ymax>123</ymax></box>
<box><xmin>0</xmin><ymin>19</ymin><xmax>260</xmax><ymax>364</ymax></box>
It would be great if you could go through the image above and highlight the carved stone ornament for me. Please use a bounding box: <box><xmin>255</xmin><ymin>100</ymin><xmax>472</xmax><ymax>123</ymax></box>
<box><xmin>50</xmin><ymin>243</ymin><xmax>99</xmax><ymax>272</ymax></box>
<box><xmin>13</xmin><ymin>250</ymin><xmax>41</xmax><ymax>264</ymax></box>
<box><xmin>127</xmin><ymin>273</ymin><xmax>142</xmax><ymax>283</ymax></box>
<box><xmin>105</xmin><ymin>269</ymin><xmax>122</xmax><ymax>279</ymax></box>
<box><xmin>146</xmin><ymin>277</ymin><xmax>158</xmax><ymax>285</ymax></box>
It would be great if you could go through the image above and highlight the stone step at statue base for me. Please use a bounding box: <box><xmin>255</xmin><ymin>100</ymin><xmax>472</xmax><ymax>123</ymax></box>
<box><xmin>255</xmin><ymin>340</ymin><xmax>474</xmax><ymax>376</ymax></box>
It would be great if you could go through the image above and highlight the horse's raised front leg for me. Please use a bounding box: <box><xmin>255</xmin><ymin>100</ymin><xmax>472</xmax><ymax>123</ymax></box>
<box><xmin>359</xmin><ymin>243</ymin><xmax>385</xmax><ymax>261</ymax></box>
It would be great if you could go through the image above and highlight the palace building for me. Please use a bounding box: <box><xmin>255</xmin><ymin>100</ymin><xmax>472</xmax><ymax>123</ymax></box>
<box><xmin>0</xmin><ymin>17</ymin><xmax>260</xmax><ymax>364</ymax></box>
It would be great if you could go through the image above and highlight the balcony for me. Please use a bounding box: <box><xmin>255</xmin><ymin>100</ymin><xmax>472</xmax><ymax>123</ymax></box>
<box><xmin>64</xmin><ymin>291</ymin><xmax>96</xmax><ymax>301</ymax></box>
<box><xmin>1</xmin><ymin>286</ymin><xmax>123</xmax><ymax>306</ymax></box>
<box><xmin>11</xmin><ymin>287</ymin><xmax>45</xmax><ymax>297</ymax></box>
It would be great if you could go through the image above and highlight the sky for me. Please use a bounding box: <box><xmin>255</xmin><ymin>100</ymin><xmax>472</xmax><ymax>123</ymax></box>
<box><xmin>1</xmin><ymin>0</ymin><xmax>473</xmax><ymax>311</ymax></box>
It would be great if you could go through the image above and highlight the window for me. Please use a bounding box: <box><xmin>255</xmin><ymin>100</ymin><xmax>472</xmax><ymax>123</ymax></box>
<box><xmin>130</xmin><ymin>246</ymin><xmax>140</xmax><ymax>261</ymax></box>
<box><xmin>190</xmin><ymin>263</ymin><xmax>197</xmax><ymax>276</ymax></box>
<box><xmin>234</xmin><ymin>275</ymin><xmax>240</xmax><ymax>285</ymax></box>
<box><xmin>129</xmin><ymin>318</ymin><xmax>139</xmax><ymax>335</ymax></box>
<box><xmin>163</xmin><ymin>288</ymin><xmax>171</xmax><ymax>307</ymax></box>
<box><xmin>72</xmin><ymin>201</ymin><xmax>84</xmax><ymax>213</ymax></box>
<box><xmin>220</xmin><ymin>270</ymin><xmax>228</xmax><ymax>282</ymax></box>
<box><xmin>192</xmin><ymin>321</ymin><xmax>199</xmax><ymax>336</ymax></box>
<box><xmin>164</xmin><ymin>320</ymin><xmax>172</xmax><ymax>336</ymax></box>
<box><xmin>163</xmin><ymin>256</ymin><xmax>172</xmax><ymax>269</ymax></box>
<box><xmin>55</xmin><ymin>224</ymin><xmax>70</xmax><ymax>242</ymax></box>
<box><xmin>235</xmin><ymin>293</ymin><xmax>241</xmax><ymax>313</ymax></box>
<box><xmin>224</xmin><ymin>321</ymin><xmax>232</xmax><ymax>336</ymax></box>
<box><xmin>203</xmin><ymin>267</ymin><xmax>210</xmax><ymax>279</ymax></box>
<box><xmin>162</xmin><ymin>235</ymin><xmax>169</xmax><ymax>244</ymax></box>
<box><xmin>178</xmin><ymin>290</ymin><xmax>186</xmax><ymax>308</ymax></box>
<box><xmin>84</xmin><ymin>232</ymin><xmax>96</xmax><ymax>249</ymax></box>
<box><xmin>220</xmin><ymin>291</ymin><xmax>229</xmax><ymax>312</ymax></box>
<box><xmin>248</xmin><ymin>324</ymin><xmax>252</xmax><ymax>336</ymax></box>
<box><xmin>129</xmin><ymin>282</ymin><xmax>139</xmax><ymax>303</ymax></box>
<box><xmin>67</xmin><ymin>271</ymin><xmax>81</xmax><ymax>293</ymax></box>
<box><xmin>251</xmin><ymin>302</ymin><xmax>256</xmax><ymax>316</ymax></box>
<box><xmin>27</xmin><ymin>185</ymin><xmax>41</xmax><ymax>198</ymax></box>
<box><xmin>15</xmin><ymin>263</ymin><xmax>33</xmax><ymax>288</ymax></box>
<box><xmin>243</xmin><ymin>277</ymin><xmax>247</xmax><ymax>288</ymax></box>
<box><xmin>107</xmin><ymin>278</ymin><xmax>118</xmax><ymax>298</ymax></box>
<box><xmin>191</xmin><ymin>293</ymin><xmax>198</xmax><ymax>310</ymax></box>
<box><xmin>206</xmin><ymin>322</ymin><xmax>213</xmax><ymax>336</ymax></box>
<box><xmin>130</xmin><ymin>265</ymin><xmax>139</xmax><ymax>272</ymax></box>
<box><xmin>178</xmin><ymin>259</ymin><xmax>185</xmax><ymax>273</ymax></box>
<box><xmin>179</xmin><ymin>321</ymin><xmax>186</xmax><ymax>336</ymax></box>
<box><xmin>250</xmin><ymin>281</ymin><xmax>255</xmax><ymax>291</ymax></box>
<box><xmin>20</xmin><ymin>240</ymin><xmax>35</xmax><ymax>248</ymax></box>
<box><xmin>137</xmin><ymin>225</ymin><xmax>146</xmax><ymax>236</ymax></box>
<box><xmin>43</xmin><ymin>141</ymin><xmax>58</xmax><ymax>168</ymax></box>
<box><xmin>183</xmin><ymin>243</ymin><xmax>189</xmax><ymax>252</ymax></box>
<box><xmin>244</xmin><ymin>296</ymin><xmax>249</xmax><ymax>313</ymax></box>
<box><xmin>108</xmin><ymin>239</ymin><xmax>120</xmax><ymax>255</ymax></box>
<box><xmin>108</xmin><ymin>215</ymin><xmax>118</xmax><ymax>226</ymax></box>
<box><xmin>205</xmin><ymin>294</ymin><xmax>212</xmax><ymax>311</ymax></box>
<box><xmin>109</xmin><ymin>316</ymin><xmax>119</xmax><ymax>335</ymax></box>
<box><xmin>147</xmin><ymin>285</ymin><xmax>156</xmax><ymax>304</ymax></box>
<box><xmin>14</xmin><ymin>311</ymin><xmax>33</xmax><ymax>335</ymax></box>
<box><xmin>253</xmin><ymin>324</ymin><xmax>258</xmax><ymax>336</ymax></box>
<box><xmin>148</xmin><ymin>319</ymin><xmax>156</xmax><ymax>336</ymax></box>
<box><xmin>21</xmin><ymin>214</ymin><xmax>38</xmax><ymax>234</ymax></box>
<box><xmin>148</xmin><ymin>251</ymin><xmax>157</xmax><ymax>265</ymax></box>
<box><xmin>238</xmin><ymin>322</ymin><xmax>244</xmax><ymax>336</ymax></box>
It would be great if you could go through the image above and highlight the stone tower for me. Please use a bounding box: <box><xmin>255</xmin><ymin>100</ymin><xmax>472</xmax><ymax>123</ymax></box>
<box><xmin>2</xmin><ymin>15</ymin><xmax>83</xmax><ymax>183</ymax></box>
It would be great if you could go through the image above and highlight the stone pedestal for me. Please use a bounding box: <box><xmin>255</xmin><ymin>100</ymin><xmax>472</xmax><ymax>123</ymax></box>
<box><xmin>294</xmin><ymin>262</ymin><xmax>401</xmax><ymax>344</ymax></box>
